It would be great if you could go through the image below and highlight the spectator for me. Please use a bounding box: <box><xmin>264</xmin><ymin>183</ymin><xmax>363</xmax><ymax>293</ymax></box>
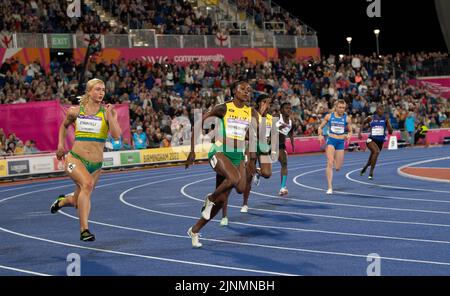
<box><xmin>161</xmin><ymin>134</ymin><xmax>172</xmax><ymax>148</ymax></box>
<box><xmin>414</xmin><ymin>122</ymin><xmax>428</xmax><ymax>145</ymax></box>
<box><xmin>0</xmin><ymin>142</ymin><xmax>6</xmax><ymax>156</ymax></box>
<box><xmin>14</xmin><ymin>140</ymin><xmax>25</xmax><ymax>155</ymax></box>
<box><xmin>107</xmin><ymin>134</ymin><xmax>123</xmax><ymax>151</ymax></box>
<box><xmin>133</xmin><ymin>125</ymin><xmax>148</xmax><ymax>149</ymax></box>
<box><xmin>5</xmin><ymin>141</ymin><xmax>16</xmax><ymax>155</ymax></box>
<box><xmin>405</xmin><ymin>112</ymin><xmax>416</xmax><ymax>145</ymax></box>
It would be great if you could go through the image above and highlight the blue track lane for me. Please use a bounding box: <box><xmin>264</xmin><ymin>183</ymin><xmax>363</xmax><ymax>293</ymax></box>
<box><xmin>0</xmin><ymin>146</ymin><xmax>449</xmax><ymax>275</ymax></box>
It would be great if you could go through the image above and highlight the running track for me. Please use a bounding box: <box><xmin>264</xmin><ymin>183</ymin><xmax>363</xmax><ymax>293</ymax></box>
<box><xmin>0</xmin><ymin>146</ymin><xmax>449</xmax><ymax>276</ymax></box>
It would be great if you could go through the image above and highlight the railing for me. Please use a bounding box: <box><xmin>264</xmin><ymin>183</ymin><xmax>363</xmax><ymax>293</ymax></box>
<box><xmin>2</xmin><ymin>31</ymin><xmax>318</xmax><ymax>49</ymax></box>
<box><xmin>263</xmin><ymin>21</ymin><xmax>286</xmax><ymax>34</ymax></box>
<box><xmin>218</xmin><ymin>21</ymin><xmax>249</xmax><ymax>35</ymax></box>
<box><xmin>227</xmin><ymin>0</ymin><xmax>317</xmax><ymax>35</ymax></box>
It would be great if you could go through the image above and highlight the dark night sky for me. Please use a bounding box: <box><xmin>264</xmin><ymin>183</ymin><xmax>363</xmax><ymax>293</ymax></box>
<box><xmin>275</xmin><ymin>0</ymin><xmax>448</xmax><ymax>56</ymax></box>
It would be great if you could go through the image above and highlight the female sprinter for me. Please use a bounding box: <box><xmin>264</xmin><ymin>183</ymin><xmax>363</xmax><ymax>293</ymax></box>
<box><xmin>359</xmin><ymin>105</ymin><xmax>393</xmax><ymax>179</ymax></box>
<box><xmin>220</xmin><ymin>93</ymin><xmax>273</xmax><ymax>225</ymax></box>
<box><xmin>276</xmin><ymin>102</ymin><xmax>295</xmax><ymax>196</ymax></box>
<box><xmin>50</xmin><ymin>78</ymin><xmax>121</xmax><ymax>241</ymax></box>
<box><xmin>317</xmin><ymin>100</ymin><xmax>353</xmax><ymax>195</ymax></box>
<box><xmin>185</xmin><ymin>81</ymin><xmax>258</xmax><ymax>247</ymax></box>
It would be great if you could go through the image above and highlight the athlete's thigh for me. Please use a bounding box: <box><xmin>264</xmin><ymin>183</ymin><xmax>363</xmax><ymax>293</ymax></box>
<box><xmin>211</xmin><ymin>153</ymin><xmax>240</xmax><ymax>181</ymax></box>
<box><xmin>91</xmin><ymin>169</ymin><xmax>102</xmax><ymax>187</ymax></box>
<box><xmin>64</xmin><ymin>154</ymin><xmax>93</xmax><ymax>187</ymax></box>
<box><xmin>367</xmin><ymin>141</ymin><xmax>380</xmax><ymax>154</ymax></box>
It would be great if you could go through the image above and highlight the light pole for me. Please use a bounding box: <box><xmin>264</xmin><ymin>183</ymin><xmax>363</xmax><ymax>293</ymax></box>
<box><xmin>374</xmin><ymin>29</ymin><xmax>380</xmax><ymax>56</ymax></box>
<box><xmin>346</xmin><ymin>37</ymin><xmax>352</xmax><ymax>56</ymax></box>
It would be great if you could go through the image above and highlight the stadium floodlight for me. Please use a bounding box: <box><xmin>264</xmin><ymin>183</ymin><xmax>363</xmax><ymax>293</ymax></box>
<box><xmin>346</xmin><ymin>37</ymin><xmax>352</xmax><ymax>55</ymax></box>
<box><xmin>374</xmin><ymin>29</ymin><xmax>381</xmax><ymax>56</ymax></box>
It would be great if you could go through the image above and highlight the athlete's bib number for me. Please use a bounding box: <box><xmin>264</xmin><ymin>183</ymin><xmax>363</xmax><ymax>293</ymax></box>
<box><xmin>226</xmin><ymin>119</ymin><xmax>248</xmax><ymax>140</ymax></box>
<box><xmin>77</xmin><ymin>118</ymin><xmax>102</xmax><ymax>134</ymax></box>
<box><xmin>330</xmin><ymin>125</ymin><xmax>345</xmax><ymax>134</ymax></box>
<box><xmin>372</xmin><ymin>126</ymin><xmax>384</xmax><ymax>136</ymax></box>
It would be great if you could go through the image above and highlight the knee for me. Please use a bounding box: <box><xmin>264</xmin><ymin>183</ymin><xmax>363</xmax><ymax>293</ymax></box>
<box><xmin>235</xmin><ymin>182</ymin><xmax>245</xmax><ymax>194</ymax></box>
<box><xmin>80</xmin><ymin>180</ymin><xmax>95</xmax><ymax>192</ymax></box>
<box><xmin>261</xmin><ymin>169</ymin><xmax>272</xmax><ymax>179</ymax></box>
<box><xmin>327</xmin><ymin>160</ymin><xmax>334</xmax><ymax>168</ymax></box>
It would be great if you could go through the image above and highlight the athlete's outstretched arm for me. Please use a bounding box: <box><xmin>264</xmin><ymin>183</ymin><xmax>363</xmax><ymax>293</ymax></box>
<box><xmin>56</xmin><ymin>107</ymin><xmax>78</xmax><ymax>160</ymax></box>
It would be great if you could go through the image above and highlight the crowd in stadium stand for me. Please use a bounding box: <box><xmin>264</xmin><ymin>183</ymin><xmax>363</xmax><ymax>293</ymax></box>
<box><xmin>0</xmin><ymin>128</ymin><xmax>41</xmax><ymax>156</ymax></box>
<box><xmin>97</xmin><ymin>0</ymin><xmax>219</xmax><ymax>35</ymax></box>
<box><xmin>236</xmin><ymin>0</ymin><xmax>307</xmax><ymax>35</ymax></box>
<box><xmin>0</xmin><ymin>0</ymin><xmax>309</xmax><ymax>36</ymax></box>
<box><xmin>0</xmin><ymin>51</ymin><xmax>449</xmax><ymax>154</ymax></box>
<box><xmin>0</xmin><ymin>0</ymin><xmax>127</xmax><ymax>34</ymax></box>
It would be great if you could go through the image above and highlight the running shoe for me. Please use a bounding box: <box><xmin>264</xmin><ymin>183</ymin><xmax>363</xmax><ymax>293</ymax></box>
<box><xmin>80</xmin><ymin>229</ymin><xmax>95</xmax><ymax>242</ymax></box>
<box><xmin>50</xmin><ymin>194</ymin><xmax>66</xmax><ymax>214</ymax></box>
<box><xmin>201</xmin><ymin>194</ymin><xmax>215</xmax><ymax>220</ymax></box>
<box><xmin>253</xmin><ymin>173</ymin><xmax>261</xmax><ymax>186</ymax></box>
<box><xmin>360</xmin><ymin>167</ymin><xmax>367</xmax><ymax>176</ymax></box>
<box><xmin>279</xmin><ymin>187</ymin><xmax>288</xmax><ymax>196</ymax></box>
<box><xmin>240</xmin><ymin>205</ymin><xmax>249</xmax><ymax>213</ymax></box>
<box><xmin>187</xmin><ymin>227</ymin><xmax>202</xmax><ymax>248</ymax></box>
<box><xmin>220</xmin><ymin>217</ymin><xmax>228</xmax><ymax>227</ymax></box>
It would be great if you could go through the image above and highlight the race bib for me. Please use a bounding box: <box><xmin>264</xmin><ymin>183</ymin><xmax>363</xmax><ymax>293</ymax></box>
<box><xmin>226</xmin><ymin>118</ymin><xmax>249</xmax><ymax>140</ymax></box>
<box><xmin>77</xmin><ymin>117</ymin><xmax>102</xmax><ymax>134</ymax></box>
<box><xmin>372</xmin><ymin>126</ymin><xmax>385</xmax><ymax>136</ymax></box>
<box><xmin>330</xmin><ymin>125</ymin><xmax>345</xmax><ymax>134</ymax></box>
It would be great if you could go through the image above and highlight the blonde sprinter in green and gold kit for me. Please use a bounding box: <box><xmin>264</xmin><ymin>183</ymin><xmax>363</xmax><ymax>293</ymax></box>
<box><xmin>50</xmin><ymin>78</ymin><xmax>122</xmax><ymax>241</ymax></box>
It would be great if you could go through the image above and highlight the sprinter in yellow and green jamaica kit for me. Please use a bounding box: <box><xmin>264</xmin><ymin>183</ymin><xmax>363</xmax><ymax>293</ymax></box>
<box><xmin>220</xmin><ymin>93</ymin><xmax>275</xmax><ymax>224</ymax></box>
<box><xmin>185</xmin><ymin>81</ymin><xmax>259</xmax><ymax>248</ymax></box>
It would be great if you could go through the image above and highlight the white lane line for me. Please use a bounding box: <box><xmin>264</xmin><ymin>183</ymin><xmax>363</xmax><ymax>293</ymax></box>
<box><xmin>345</xmin><ymin>157</ymin><xmax>450</xmax><ymax>192</ymax></box>
<box><xmin>250</xmin><ymin>190</ymin><xmax>450</xmax><ymax>215</ymax></box>
<box><xmin>397</xmin><ymin>157</ymin><xmax>450</xmax><ymax>184</ymax></box>
<box><xmin>0</xmin><ymin>166</ymin><xmax>213</xmax><ymax>193</ymax></box>
<box><xmin>59</xmin><ymin>209</ymin><xmax>450</xmax><ymax>268</ymax></box>
<box><xmin>0</xmin><ymin>227</ymin><xmax>297</xmax><ymax>276</ymax></box>
<box><xmin>0</xmin><ymin>264</ymin><xmax>52</xmax><ymax>276</ymax></box>
<box><xmin>121</xmin><ymin>192</ymin><xmax>450</xmax><ymax>245</ymax></box>
<box><xmin>0</xmin><ymin>169</ymin><xmax>213</xmax><ymax>204</ymax></box>
<box><xmin>1</xmin><ymin>171</ymin><xmax>300</xmax><ymax>276</ymax></box>
<box><xmin>294</xmin><ymin>160</ymin><xmax>450</xmax><ymax>204</ymax></box>
<box><xmin>184</xmin><ymin>176</ymin><xmax>450</xmax><ymax>228</ymax></box>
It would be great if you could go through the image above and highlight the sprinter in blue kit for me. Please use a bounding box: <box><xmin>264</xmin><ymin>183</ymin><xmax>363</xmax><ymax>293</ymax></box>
<box><xmin>359</xmin><ymin>105</ymin><xmax>393</xmax><ymax>180</ymax></box>
<box><xmin>317</xmin><ymin>100</ymin><xmax>353</xmax><ymax>195</ymax></box>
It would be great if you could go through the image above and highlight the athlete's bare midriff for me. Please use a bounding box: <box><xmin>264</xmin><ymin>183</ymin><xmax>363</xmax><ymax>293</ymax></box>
<box><xmin>71</xmin><ymin>141</ymin><xmax>104</xmax><ymax>163</ymax></box>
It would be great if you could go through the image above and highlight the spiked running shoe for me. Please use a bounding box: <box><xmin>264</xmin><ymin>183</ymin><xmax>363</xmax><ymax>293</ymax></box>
<box><xmin>201</xmin><ymin>194</ymin><xmax>215</xmax><ymax>220</ymax></box>
<box><xmin>80</xmin><ymin>229</ymin><xmax>95</xmax><ymax>242</ymax></box>
<box><xmin>50</xmin><ymin>194</ymin><xmax>66</xmax><ymax>214</ymax></box>
<box><xmin>187</xmin><ymin>227</ymin><xmax>202</xmax><ymax>248</ymax></box>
